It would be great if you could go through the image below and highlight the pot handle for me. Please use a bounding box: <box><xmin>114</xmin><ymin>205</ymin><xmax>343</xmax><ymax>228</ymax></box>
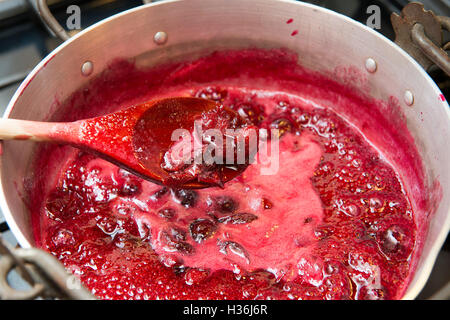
<box><xmin>391</xmin><ymin>2</ymin><xmax>450</xmax><ymax>76</ymax></box>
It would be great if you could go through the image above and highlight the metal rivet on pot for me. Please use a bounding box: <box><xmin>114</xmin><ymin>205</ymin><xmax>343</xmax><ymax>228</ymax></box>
<box><xmin>365</xmin><ymin>58</ymin><xmax>377</xmax><ymax>73</ymax></box>
<box><xmin>154</xmin><ymin>31</ymin><xmax>168</xmax><ymax>45</ymax></box>
<box><xmin>404</xmin><ymin>90</ymin><xmax>414</xmax><ymax>106</ymax></box>
<box><xmin>81</xmin><ymin>61</ymin><xmax>94</xmax><ymax>76</ymax></box>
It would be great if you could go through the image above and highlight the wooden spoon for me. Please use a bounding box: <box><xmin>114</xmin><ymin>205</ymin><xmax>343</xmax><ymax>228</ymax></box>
<box><xmin>0</xmin><ymin>97</ymin><xmax>252</xmax><ymax>189</ymax></box>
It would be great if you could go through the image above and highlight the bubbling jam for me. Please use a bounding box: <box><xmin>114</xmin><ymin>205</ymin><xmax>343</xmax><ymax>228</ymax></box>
<box><xmin>31</xmin><ymin>49</ymin><xmax>421</xmax><ymax>300</ymax></box>
<box><xmin>154</xmin><ymin>103</ymin><xmax>257</xmax><ymax>187</ymax></box>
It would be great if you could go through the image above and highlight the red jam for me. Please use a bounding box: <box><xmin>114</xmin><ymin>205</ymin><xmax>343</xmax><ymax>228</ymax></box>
<box><xmin>30</xmin><ymin>49</ymin><xmax>422</xmax><ymax>300</ymax></box>
<box><xmin>152</xmin><ymin>102</ymin><xmax>255</xmax><ymax>187</ymax></box>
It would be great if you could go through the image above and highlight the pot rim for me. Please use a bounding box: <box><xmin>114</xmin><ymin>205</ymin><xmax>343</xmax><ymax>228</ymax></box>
<box><xmin>1</xmin><ymin>0</ymin><xmax>449</xmax><ymax>300</ymax></box>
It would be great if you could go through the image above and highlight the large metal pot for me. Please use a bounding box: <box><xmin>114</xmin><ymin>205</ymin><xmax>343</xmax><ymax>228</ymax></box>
<box><xmin>0</xmin><ymin>0</ymin><xmax>449</xmax><ymax>299</ymax></box>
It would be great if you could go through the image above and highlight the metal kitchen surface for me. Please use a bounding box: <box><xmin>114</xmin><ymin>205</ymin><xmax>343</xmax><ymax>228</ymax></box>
<box><xmin>0</xmin><ymin>0</ymin><xmax>449</xmax><ymax>300</ymax></box>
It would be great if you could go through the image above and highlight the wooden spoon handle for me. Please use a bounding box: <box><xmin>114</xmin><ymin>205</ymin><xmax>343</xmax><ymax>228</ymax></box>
<box><xmin>0</xmin><ymin>118</ymin><xmax>78</xmax><ymax>142</ymax></box>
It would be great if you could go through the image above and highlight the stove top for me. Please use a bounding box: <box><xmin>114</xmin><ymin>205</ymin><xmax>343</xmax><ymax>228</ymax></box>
<box><xmin>0</xmin><ymin>0</ymin><xmax>448</xmax><ymax>300</ymax></box>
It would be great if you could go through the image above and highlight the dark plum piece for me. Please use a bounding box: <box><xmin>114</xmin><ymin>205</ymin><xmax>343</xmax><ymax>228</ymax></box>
<box><xmin>169</xmin><ymin>226</ymin><xmax>187</xmax><ymax>242</ymax></box>
<box><xmin>151</xmin><ymin>187</ymin><xmax>169</xmax><ymax>200</ymax></box>
<box><xmin>119</xmin><ymin>181</ymin><xmax>141</xmax><ymax>197</ymax></box>
<box><xmin>261</xmin><ymin>198</ymin><xmax>273</xmax><ymax>210</ymax></box>
<box><xmin>45</xmin><ymin>189</ymin><xmax>83</xmax><ymax>219</ymax></box>
<box><xmin>194</xmin><ymin>86</ymin><xmax>228</xmax><ymax>102</ymax></box>
<box><xmin>184</xmin><ymin>268</ymin><xmax>210</xmax><ymax>285</ymax></box>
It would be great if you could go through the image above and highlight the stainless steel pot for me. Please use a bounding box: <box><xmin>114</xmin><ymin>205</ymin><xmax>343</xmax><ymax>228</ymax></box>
<box><xmin>0</xmin><ymin>0</ymin><xmax>449</xmax><ymax>300</ymax></box>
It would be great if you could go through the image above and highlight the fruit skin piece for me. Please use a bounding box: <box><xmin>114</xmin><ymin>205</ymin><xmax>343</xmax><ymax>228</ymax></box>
<box><xmin>36</xmin><ymin>82</ymin><xmax>416</xmax><ymax>300</ymax></box>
